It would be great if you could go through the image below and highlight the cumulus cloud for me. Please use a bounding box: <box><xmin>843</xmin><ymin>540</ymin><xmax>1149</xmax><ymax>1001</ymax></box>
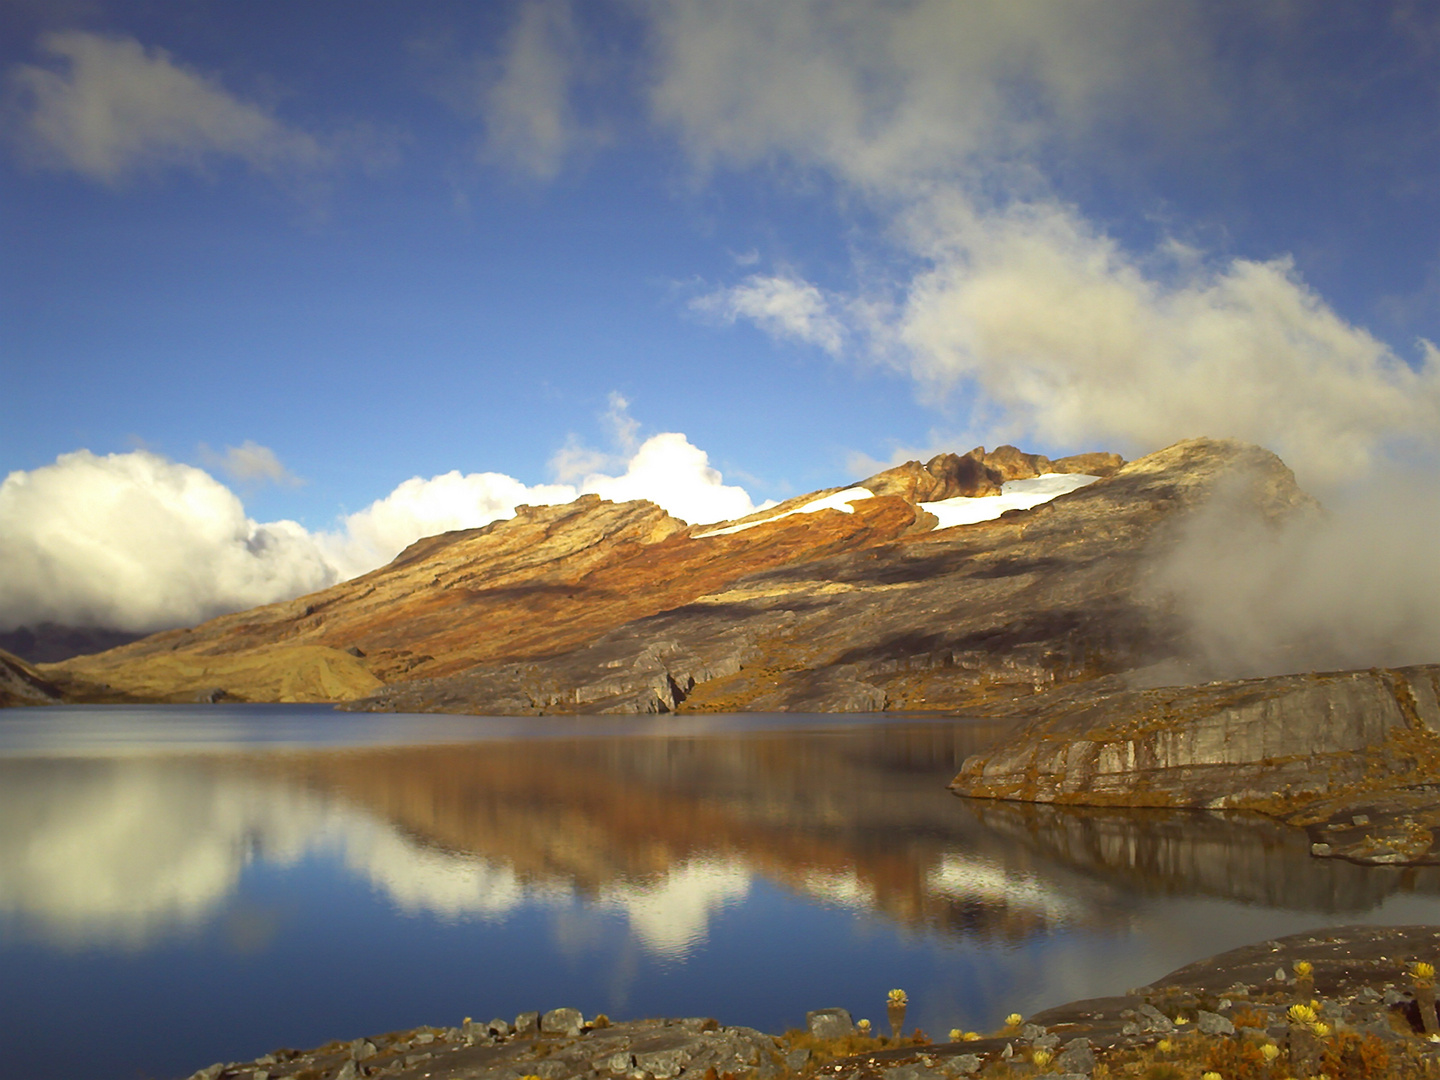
<box><xmin>0</xmin><ymin>450</ymin><xmax>335</xmax><ymax>633</ymax></box>
<box><xmin>5</xmin><ymin>30</ymin><xmax>329</xmax><ymax>183</ymax></box>
<box><xmin>477</xmin><ymin>0</ymin><xmax>601</xmax><ymax>178</ymax></box>
<box><xmin>318</xmin><ymin>469</ymin><xmax>577</xmax><ymax>582</ymax></box>
<box><xmin>691</xmin><ymin>273</ymin><xmax>845</xmax><ymax>354</ymax></box>
<box><xmin>0</xmin><ymin>422</ymin><xmax>761</xmax><ymax>632</ymax></box>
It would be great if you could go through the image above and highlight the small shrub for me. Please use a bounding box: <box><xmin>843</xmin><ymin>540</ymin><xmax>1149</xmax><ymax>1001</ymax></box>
<box><xmin>1203</xmin><ymin>1036</ymin><xmax>1269</xmax><ymax>1080</ymax></box>
<box><xmin>1230</xmin><ymin>1007</ymin><xmax>1271</xmax><ymax>1029</ymax></box>
<box><xmin>1142</xmin><ymin>1065</ymin><xmax>1184</xmax><ymax>1080</ymax></box>
<box><xmin>1321</xmin><ymin>1030</ymin><xmax>1391</xmax><ymax>1080</ymax></box>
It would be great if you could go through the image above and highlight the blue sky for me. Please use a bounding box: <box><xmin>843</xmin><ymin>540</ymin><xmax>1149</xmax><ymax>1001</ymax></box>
<box><xmin>4</xmin><ymin>1</ymin><xmax>1440</xmax><ymax>631</ymax></box>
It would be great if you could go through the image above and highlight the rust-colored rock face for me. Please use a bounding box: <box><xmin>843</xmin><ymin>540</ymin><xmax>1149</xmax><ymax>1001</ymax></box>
<box><xmin>43</xmin><ymin>437</ymin><xmax>1320</xmax><ymax>715</ymax></box>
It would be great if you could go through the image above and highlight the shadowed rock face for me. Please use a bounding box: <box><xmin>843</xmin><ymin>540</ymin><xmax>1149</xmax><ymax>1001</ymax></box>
<box><xmin>0</xmin><ymin>648</ymin><xmax>62</xmax><ymax>707</ymax></box>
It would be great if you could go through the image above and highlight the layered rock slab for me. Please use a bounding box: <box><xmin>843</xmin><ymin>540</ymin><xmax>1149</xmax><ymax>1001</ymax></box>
<box><xmin>951</xmin><ymin>664</ymin><xmax>1440</xmax><ymax>863</ymax></box>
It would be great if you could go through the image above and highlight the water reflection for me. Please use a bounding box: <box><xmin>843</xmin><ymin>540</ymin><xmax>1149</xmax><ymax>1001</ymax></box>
<box><xmin>5</xmin><ymin>722</ymin><xmax>1435</xmax><ymax>955</ymax></box>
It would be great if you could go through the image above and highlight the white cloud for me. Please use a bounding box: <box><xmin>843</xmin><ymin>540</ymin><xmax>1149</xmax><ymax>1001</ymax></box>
<box><xmin>319</xmin><ymin>469</ymin><xmax>577</xmax><ymax>581</ymax></box>
<box><xmin>6</xmin><ymin>31</ymin><xmax>329</xmax><ymax>183</ymax></box>
<box><xmin>478</xmin><ymin>0</ymin><xmax>600</xmax><ymax>178</ymax></box>
<box><xmin>0</xmin><ymin>422</ymin><xmax>762</xmax><ymax>631</ymax></box>
<box><xmin>692</xmin><ymin>273</ymin><xmax>845</xmax><ymax>354</ymax></box>
<box><xmin>0</xmin><ymin>450</ymin><xmax>335</xmax><ymax>633</ymax></box>
<box><xmin>578</xmin><ymin>433</ymin><xmax>761</xmax><ymax>527</ymax></box>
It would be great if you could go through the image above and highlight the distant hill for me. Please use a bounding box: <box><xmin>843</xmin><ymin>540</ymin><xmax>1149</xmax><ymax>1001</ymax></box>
<box><xmin>0</xmin><ymin>624</ymin><xmax>146</xmax><ymax>664</ymax></box>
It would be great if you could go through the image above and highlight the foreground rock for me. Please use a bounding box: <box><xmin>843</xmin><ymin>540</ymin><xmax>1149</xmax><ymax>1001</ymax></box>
<box><xmin>951</xmin><ymin>664</ymin><xmax>1440</xmax><ymax>864</ymax></box>
<box><xmin>184</xmin><ymin>927</ymin><xmax>1440</xmax><ymax>1080</ymax></box>
<box><xmin>184</xmin><ymin>1013</ymin><xmax>783</xmax><ymax>1080</ymax></box>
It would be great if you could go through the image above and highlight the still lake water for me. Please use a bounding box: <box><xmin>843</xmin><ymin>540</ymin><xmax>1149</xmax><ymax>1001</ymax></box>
<box><xmin>4</xmin><ymin>705</ymin><xmax>1440</xmax><ymax>1080</ymax></box>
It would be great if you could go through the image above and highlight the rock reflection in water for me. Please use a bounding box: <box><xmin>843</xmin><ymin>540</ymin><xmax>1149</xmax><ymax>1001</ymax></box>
<box><xmin>4</xmin><ymin>723</ymin><xmax>1439</xmax><ymax>956</ymax></box>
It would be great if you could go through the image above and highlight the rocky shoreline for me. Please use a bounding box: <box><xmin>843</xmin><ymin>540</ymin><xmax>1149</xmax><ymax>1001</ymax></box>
<box><xmin>186</xmin><ymin>926</ymin><xmax>1440</xmax><ymax>1080</ymax></box>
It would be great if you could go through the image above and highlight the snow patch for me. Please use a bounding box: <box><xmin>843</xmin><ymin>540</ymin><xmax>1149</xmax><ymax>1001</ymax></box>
<box><xmin>694</xmin><ymin>486</ymin><xmax>874</xmax><ymax>538</ymax></box>
<box><xmin>921</xmin><ymin>473</ymin><xmax>1099</xmax><ymax>530</ymax></box>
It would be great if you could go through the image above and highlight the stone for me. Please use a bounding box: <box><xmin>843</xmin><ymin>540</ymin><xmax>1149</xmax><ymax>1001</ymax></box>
<box><xmin>634</xmin><ymin>1048</ymin><xmax>690</xmax><ymax>1079</ymax></box>
<box><xmin>1020</xmin><ymin>1023</ymin><xmax>1047</xmax><ymax>1040</ymax></box>
<box><xmin>532</xmin><ymin>1061</ymin><xmax>569</xmax><ymax>1079</ymax></box>
<box><xmin>413</xmin><ymin>1032</ymin><xmax>435</xmax><ymax>1044</ymax></box>
<box><xmin>785</xmin><ymin>1048</ymin><xmax>812</xmax><ymax>1070</ymax></box>
<box><xmin>515</xmin><ymin>1011</ymin><xmax>541</xmax><ymax>1036</ymax></box>
<box><xmin>543</xmin><ymin>1007</ymin><xmax>586</xmax><ymax>1037</ymax></box>
<box><xmin>945</xmin><ymin>1054</ymin><xmax>982</xmax><ymax>1076</ymax></box>
<box><xmin>1056</xmin><ymin>1037</ymin><xmax>1095</xmax><ymax>1074</ymax></box>
<box><xmin>189</xmin><ymin>1066</ymin><xmax>224</xmax><ymax>1080</ymax></box>
<box><xmin>599</xmin><ymin>1051</ymin><xmax>636</xmax><ymax>1073</ymax></box>
<box><xmin>1137</xmin><ymin>1004</ymin><xmax>1174</xmax><ymax>1033</ymax></box>
<box><xmin>489</xmin><ymin>1018</ymin><xmax>514</xmax><ymax>1037</ymax></box>
<box><xmin>1197</xmin><ymin>1010</ymin><xmax>1234</xmax><ymax>1035</ymax></box>
<box><xmin>806</xmin><ymin>1007</ymin><xmax>856</xmax><ymax>1040</ymax></box>
<box><xmin>334</xmin><ymin>1062</ymin><xmax>358</xmax><ymax>1080</ymax></box>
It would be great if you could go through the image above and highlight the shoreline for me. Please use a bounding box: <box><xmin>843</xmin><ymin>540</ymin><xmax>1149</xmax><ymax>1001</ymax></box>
<box><xmin>185</xmin><ymin>925</ymin><xmax>1440</xmax><ymax>1080</ymax></box>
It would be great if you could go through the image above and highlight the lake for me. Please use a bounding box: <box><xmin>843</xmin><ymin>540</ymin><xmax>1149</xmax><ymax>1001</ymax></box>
<box><xmin>3</xmin><ymin>704</ymin><xmax>1439</xmax><ymax>1080</ymax></box>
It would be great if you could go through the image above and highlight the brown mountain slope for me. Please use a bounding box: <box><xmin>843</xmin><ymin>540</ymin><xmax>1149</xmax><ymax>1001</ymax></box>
<box><xmin>47</xmin><ymin>444</ymin><xmax>1101</xmax><ymax>705</ymax></box>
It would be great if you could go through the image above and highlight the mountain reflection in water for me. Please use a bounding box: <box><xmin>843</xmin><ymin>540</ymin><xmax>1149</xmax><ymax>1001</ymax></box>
<box><xmin>3</xmin><ymin>712</ymin><xmax>1440</xmax><ymax>1080</ymax></box>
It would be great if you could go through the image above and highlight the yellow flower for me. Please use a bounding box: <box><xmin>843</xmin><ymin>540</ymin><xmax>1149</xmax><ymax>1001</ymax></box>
<box><xmin>857</xmin><ymin>1019</ymin><xmax>871</xmax><ymax>1033</ymax></box>
<box><xmin>962</xmin><ymin>1032</ymin><xmax>981</xmax><ymax>1042</ymax></box>
<box><xmin>1032</xmin><ymin>1049</ymin><xmax>1053</xmax><ymax>1067</ymax></box>
<box><xmin>1202</xmin><ymin>1072</ymin><xmax>1223</xmax><ymax>1080</ymax></box>
<box><xmin>1174</xmin><ymin>1015</ymin><xmax>1190</xmax><ymax>1025</ymax></box>
<box><xmin>888</xmin><ymin>989</ymin><xmax>909</xmax><ymax>1006</ymax></box>
<box><xmin>1261</xmin><ymin>1044</ymin><xmax>1280</xmax><ymax>1062</ymax></box>
<box><xmin>1156</xmin><ymin>1040</ymin><xmax>1173</xmax><ymax>1054</ymax></box>
<box><xmin>1286</xmin><ymin>1004</ymin><xmax>1317</xmax><ymax>1024</ymax></box>
<box><xmin>1414</xmin><ymin>961</ymin><xmax>1436</xmax><ymax>980</ymax></box>
<box><xmin>949</xmin><ymin>1029</ymin><xmax>963</xmax><ymax>1042</ymax></box>
<box><xmin>1005</xmin><ymin>1013</ymin><xmax>1023</xmax><ymax>1028</ymax></box>
<box><xmin>1309</xmin><ymin>1022</ymin><xmax>1332</xmax><ymax>1038</ymax></box>
<box><xmin>1293</xmin><ymin>960</ymin><xmax>1313</xmax><ymax>977</ymax></box>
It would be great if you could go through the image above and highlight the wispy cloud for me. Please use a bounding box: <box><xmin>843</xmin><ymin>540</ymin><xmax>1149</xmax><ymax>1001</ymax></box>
<box><xmin>691</xmin><ymin>274</ymin><xmax>845</xmax><ymax>355</ymax></box>
<box><xmin>199</xmin><ymin>441</ymin><xmax>302</xmax><ymax>488</ymax></box>
<box><xmin>476</xmin><ymin>0</ymin><xmax>604</xmax><ymax>178</ymax></box>
<box><xmin>5</xmin><ymin>30</ymin><xmax>331</xmax><ymax>183</ymax></box>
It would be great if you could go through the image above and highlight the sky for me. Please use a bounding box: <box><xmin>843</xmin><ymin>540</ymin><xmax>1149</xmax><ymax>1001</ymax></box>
<box><xmin>4</xmin><ymin>1</ymin><xmax>1440</xmax><ymax>634</ymax></box>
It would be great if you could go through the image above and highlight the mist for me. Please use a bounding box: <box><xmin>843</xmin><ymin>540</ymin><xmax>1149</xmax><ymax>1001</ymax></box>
<box><xmin>1149</xmin><ymin>471</ymin><xmax>1440</xmax><ymax>680</ymax></box>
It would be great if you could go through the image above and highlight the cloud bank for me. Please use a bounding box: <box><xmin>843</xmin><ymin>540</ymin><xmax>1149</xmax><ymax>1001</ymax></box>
<box><xmin>0</xmin><ymin>429</ymin><xmax>761</xmax><ymax>633</ymax></box>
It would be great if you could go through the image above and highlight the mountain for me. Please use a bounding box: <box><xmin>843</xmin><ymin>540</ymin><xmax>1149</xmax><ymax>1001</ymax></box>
<box><xmin>35</xmin><ymin>438</ymin><xmax>1311</xmax><ymax>713</ymax></box>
